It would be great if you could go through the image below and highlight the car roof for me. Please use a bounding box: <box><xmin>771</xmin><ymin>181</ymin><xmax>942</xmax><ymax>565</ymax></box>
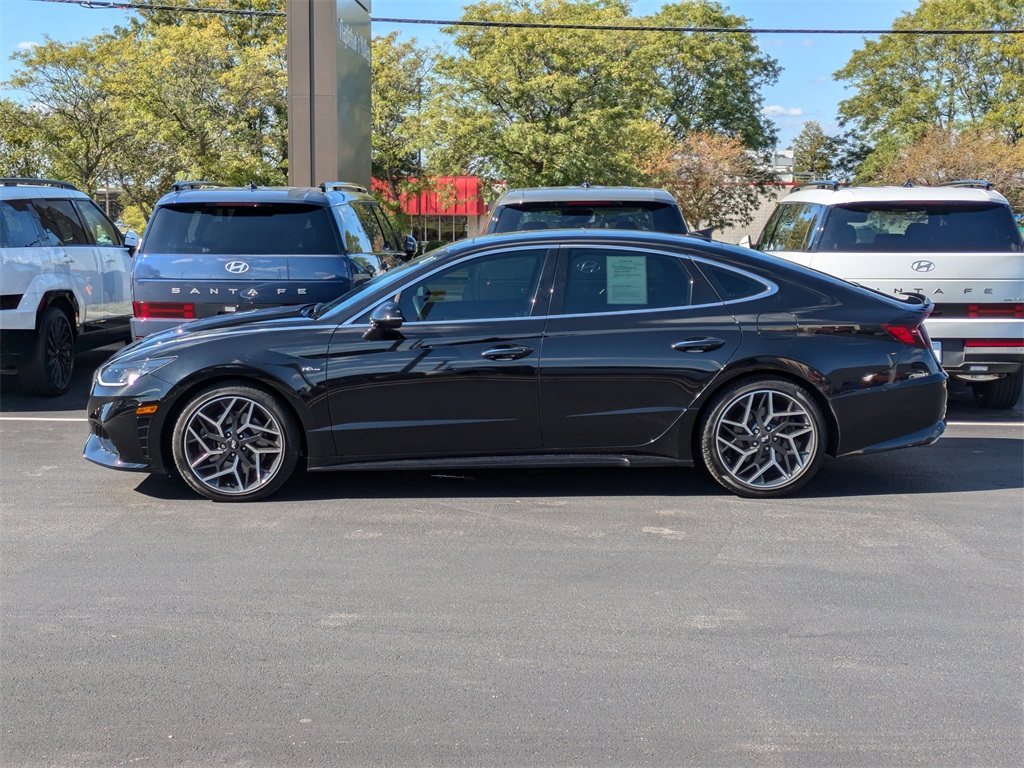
<box><xmin>782</xmin><ymin>184</ymin><xmax>1011</xmax><ymax>206</ymax></box>
<box><xmin>0</xmin><ymin>178</ymin><xmax>90</xmax><ymax>200</ymax></box>
<box><xmin>154</xmin><ymin>183</ymin><xmax>376</xmax><ymax>207</ymax></box>
<box><xmin>494</xmin><ymin>186</ymin><xmax>679</xmax><ymax>206</ymax></box>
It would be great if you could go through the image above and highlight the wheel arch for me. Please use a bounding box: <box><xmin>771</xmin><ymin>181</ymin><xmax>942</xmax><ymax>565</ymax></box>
<box><xmin>155</xmin><ymin>371</ymin><xmax>311</xmax><ymax>473</ymax></box>
<box><xmin>689</xmin><ymin>359</ymin><xmax>842</xmax><ymax>460</ymax></box>
<box><xmin>38</xmin><ymin>290</ymin><xmax>80</xmax><ymax>336</ymax></box>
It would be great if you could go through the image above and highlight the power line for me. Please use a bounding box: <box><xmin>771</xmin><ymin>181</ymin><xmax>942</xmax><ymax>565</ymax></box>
<box><xmin>28</xmin><ymin>0</ymin><xmax>1024</xmax><ymax>35</ymax></box>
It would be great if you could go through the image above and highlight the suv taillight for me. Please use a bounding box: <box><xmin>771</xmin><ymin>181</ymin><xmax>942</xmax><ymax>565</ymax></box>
<box><xmin>133</xmin><ymin>302</ymin><xmax>196</xmax><ymax>320</ymax></box>
<box><xmin>883</xmin><ymin>321</ymin><xmax>929</xmax><ymax>349</ymax></box>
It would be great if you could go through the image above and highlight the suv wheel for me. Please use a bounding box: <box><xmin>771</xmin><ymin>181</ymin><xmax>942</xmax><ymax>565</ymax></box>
<box><xmin>17</xmin><ymin>306</ymin><xmax>75</xmax><ymax>397</ymax></box>
<box><xmin>972</xmin><ymin>371</ymin><xmax>1022</xmax><ymax>410</ymax></box>
<box><xmin>700</xmin><ymin>376</ymin><xmax>826</xmax><ymax>498</ymax></box>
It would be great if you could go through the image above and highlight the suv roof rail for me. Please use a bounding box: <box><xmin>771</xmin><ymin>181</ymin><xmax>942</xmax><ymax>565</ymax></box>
<box><xmin>938</xmin><ymin>179</ymin><xmax>993</xmax><ymax>190</ymax></box>
<box><xmin>171</xmin><ymin>180</ymin><xmax>224</xmax><ymax>192</ymax></box>
<box><xmin>0</xmin><ymin>177</ymin><xmax>78</xmax><ymax>190</ymax></box>
<box><xmin>793</xmin><ymin>179</ymin><xmax>841</xmax><ymax>192</ymax></box>
<box><xmin>319</xmin><ymin>181</ymin><xmax>368</xmax><ymax>194</ymax></box>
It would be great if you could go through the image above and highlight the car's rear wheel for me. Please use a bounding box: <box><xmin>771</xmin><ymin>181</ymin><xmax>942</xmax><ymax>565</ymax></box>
<box><xmin>171</xmin><ymin>383</ymin><xmax>299</xmax><ymax>502</ymax></box>
<box><xmin>17</xmin><ymin>306</ymin><xmax>75</xmax><ymax>397</ymax></box>
<box><xmin>971</xmin><ymin>371</ymin><xmax>1022</xmax><ymax>410</ymax></box>
<box><xmin>700</xmin><ymin>376</ymin><xmax>826</xmax><ymax>498</ymax></box>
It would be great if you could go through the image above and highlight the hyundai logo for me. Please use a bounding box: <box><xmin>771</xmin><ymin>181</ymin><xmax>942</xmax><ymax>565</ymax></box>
<box><xmin>911</xmin><ymin>260</ymin><xmax>935</xmax><ymax>273</ymax></box>
<box><xmin>225</xmin><ymin>261</ymin><xmax>250</xmax><ymax>274</ymax></box>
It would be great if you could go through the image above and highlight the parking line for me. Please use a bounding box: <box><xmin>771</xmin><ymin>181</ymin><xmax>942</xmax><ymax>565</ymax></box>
<box><xmin>0</xmin><ymin>416</ymin><xmax>84</xmax><ymax>422</ymax></box>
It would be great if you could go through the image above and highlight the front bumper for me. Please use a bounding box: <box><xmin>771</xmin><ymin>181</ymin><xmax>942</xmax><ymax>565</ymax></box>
<box><xmin>83</xmin><ymin>433</ymin><xmax>149</xmax><ymax>472</ymax></box>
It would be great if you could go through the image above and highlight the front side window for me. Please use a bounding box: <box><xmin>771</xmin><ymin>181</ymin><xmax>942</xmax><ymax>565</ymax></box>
<box><xmin>141</xmin><ymin>203</ymin><xmax>340</xmax><ymax>255</ymax></box>
<box><xmin>33</xmin><ymin>199</ymin><xmax>89</xmax><ymax>246</ymax></box>
<box><xmin>759</xmin><ymin>203</ymin><xmax>823</xmax><ymax>253</ymax></box>
<box><xmin>561</xmin><ymin>248</ymin><xmax>707</xmax><ymax>314</ymax></box>
<box><xmin>395</xmin><ymin>249</ymin><xmax>547</xmax><ymax>322</ymax></box>
<box><xmin>75</xmin><ymin>199</ymin><xmax>121</xmax><ymax>247</ymax></box>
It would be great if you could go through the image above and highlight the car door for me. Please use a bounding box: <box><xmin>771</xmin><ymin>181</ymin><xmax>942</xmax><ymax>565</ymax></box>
<box><xmin>31</xmin><ymin>198</ymin><xmax>101</xmax><ymax>324</ymax></box>
<box><xmin>73</xmin><ymin>198</ymin><xmax>132</xmax><ymax>321</ymax></box>
<box><xmin>539</xmin><ymin>244</ymin><xmax>743</xmax><ymax>450</ymax></box>
<box><xmin>325</xmin><ymin>246</ymin><xmax>556</xmax><ymax>459</ymax></box>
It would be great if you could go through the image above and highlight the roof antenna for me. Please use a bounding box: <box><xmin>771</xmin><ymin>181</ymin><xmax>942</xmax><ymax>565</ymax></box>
<box><xmin>581</xmin><ymin>180</ymin><xmax>591</xmax><ymax>189</ymax></box>
<box><xmin>247</xmin><ymin>180</ymin><xmax>258</xmax><ymax>190</ymax></box>
<box><xmin>902</xmin><ymin>179</ymin><xmax>914</xmax><ymax>187</ymax></box>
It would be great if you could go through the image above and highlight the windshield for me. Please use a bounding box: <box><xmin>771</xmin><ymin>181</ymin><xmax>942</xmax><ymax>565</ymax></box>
<box><xmin>315</xmin><ymin>252</ymin><xmax>444</xmax><ymax>319</ymax></box>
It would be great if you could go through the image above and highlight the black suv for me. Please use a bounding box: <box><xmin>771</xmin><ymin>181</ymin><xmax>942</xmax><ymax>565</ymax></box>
<box><xmin>131</xmin><ymin>181</ymin><xmax>415</xmax><ymax>339</ymax></box>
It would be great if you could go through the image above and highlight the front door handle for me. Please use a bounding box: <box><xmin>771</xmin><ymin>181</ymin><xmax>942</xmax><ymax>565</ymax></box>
<box><xmin>672</xmin><ymin>337</ymin><xmax>726</xmax><ymax>353</ymax></box>
<box><xmin>481</xmin><ymin>344</ymin><xmax>533</xmax><ymax>361</ymax></box>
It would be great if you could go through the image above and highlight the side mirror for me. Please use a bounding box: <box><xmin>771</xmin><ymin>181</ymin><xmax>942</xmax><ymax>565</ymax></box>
<box><xmin>363</xmin><ymin>301</ymin><xmax>405</xmax><ymax>340</ymax></box>
<box><xmin>123</xmin><ymin>230</ymin><xmax>140</xmax><ymax>256</ymax></box>
<box><xmin>403</xmin><ymin>234</ymin><xmax>418</xmax><ymax>259</ymax></box>
<box><xmin>737</xmin><ymin>234</ymin><xmax>753</xmax><ymax>249</ymax></box>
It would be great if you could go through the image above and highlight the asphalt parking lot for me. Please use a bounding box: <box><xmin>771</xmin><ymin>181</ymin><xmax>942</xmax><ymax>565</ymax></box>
<box><xmin>1</xmin><ymin>346</ymin><xmax>1021</xmax><ymax>766</ymax></box>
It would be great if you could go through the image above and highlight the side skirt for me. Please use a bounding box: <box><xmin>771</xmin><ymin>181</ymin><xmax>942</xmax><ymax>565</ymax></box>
<box><xmin>308</xmin><ymin>453</ymin><xmax>693</xmax><ymax>473</ymax></box>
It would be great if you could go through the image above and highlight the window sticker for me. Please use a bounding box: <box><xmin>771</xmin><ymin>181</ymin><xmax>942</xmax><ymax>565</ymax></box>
<box><xmin>606</xmin><ymin>255</ymin><xmax>648</xmax><ymax>304</ymax></box>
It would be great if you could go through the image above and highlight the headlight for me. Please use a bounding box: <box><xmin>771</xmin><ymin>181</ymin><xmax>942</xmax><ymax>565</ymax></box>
<box><xmin>97</xmin><ymin>357</ymin><xmax>176</xmax><ymax>387</ymax></box>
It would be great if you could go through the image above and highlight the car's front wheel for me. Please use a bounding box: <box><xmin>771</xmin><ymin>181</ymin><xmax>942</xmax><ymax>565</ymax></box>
<box><xmin>699</xmin><ymin>376</ymin><xmax>826</xmax><ymax>498</ymax></box>
<box><xmin>171</xmin><ymin>383</ymin><xmax>300</xmax><ymax>502</ymax></box>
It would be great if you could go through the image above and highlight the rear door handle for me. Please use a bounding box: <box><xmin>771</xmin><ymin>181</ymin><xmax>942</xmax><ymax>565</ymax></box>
<box><xmin>672</xmin><ymin>337</ymin><xmax>726</xmax><ymax>353</ymax></box>
<box><xmin>481</xmin><ymin>344</ymin><xmax>533</xmax><ymax>361</ymax></box>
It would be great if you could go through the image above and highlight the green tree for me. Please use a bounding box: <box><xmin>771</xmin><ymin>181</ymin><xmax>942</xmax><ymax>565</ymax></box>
<box><xmin>790</xmin><ymin>120</ymin><xmax>837</xmax><ymax>179</ymax></box>
<box><xmin>0</xmin><ymin>99</ymin><xmax>52</xmax><ymax>179</ymax></box>
<box><xmin>835</xmin><ymin>0</ymin><xmax>1024</xmax><ymax>173</ymax></box>
<box><xmin>641</xmin><ymin>1</ymin><xmax>780</xmax><ymax>151</ymax></box>
<box><xmin>422</xmin><ymin>0</ymin><xmax>779</xmax><ymax>187</ymax></box>
<box><xmin>371</xmin><ymin>32</ymin><xmax>438</xmax><ymax>223</ymax></box>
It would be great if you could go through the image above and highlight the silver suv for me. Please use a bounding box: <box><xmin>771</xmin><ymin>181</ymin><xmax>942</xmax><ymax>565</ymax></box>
<box><xmin>0</xmin><ymin>178</ymin><xmax>139</xmax><ymax>396</ymax></box>
<box><xmin>752</xmin><ymin>180</ymin><xmax>1023</xmax><ymax>409</ymax></box>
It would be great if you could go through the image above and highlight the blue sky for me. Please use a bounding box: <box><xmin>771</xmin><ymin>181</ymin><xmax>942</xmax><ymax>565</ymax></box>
<box><xmin>1</xmin><ymin>0</ymin><xmax>917</xmax><ymax>149</ymax></box>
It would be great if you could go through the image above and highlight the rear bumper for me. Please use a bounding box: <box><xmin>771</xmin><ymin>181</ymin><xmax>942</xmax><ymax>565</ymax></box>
<box><xmin>840</xmin><ymin>419</ymin><xmax>945</xmax><ymax>457</ymax></box>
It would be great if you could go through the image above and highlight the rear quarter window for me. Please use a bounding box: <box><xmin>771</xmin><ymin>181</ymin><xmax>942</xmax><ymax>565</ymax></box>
<box><xmin>758</xmin><ymin>203</ymin><xmax>823</xmax><ymax>253</ymax></box>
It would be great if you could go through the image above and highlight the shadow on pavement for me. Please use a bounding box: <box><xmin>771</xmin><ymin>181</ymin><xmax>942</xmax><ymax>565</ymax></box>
<box><xmin>129</xmin><ymin>434</ymin><xmax>1022</xmax><ymax>503</ymax></box>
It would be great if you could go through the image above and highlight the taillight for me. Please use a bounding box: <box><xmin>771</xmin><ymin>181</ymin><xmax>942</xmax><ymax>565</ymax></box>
<box><xmin>968</xmin><ymin>303</ymin><xmax>1023</xmax><ymax>319</ymax></box>
<box><xmin>883</xmin><ymin>321</ymin><xmax>929</xmax><ymax>348</ymax></box>
<box><xmin>133</xmin><ymin>302</ymin><xmax>196</xmax><ymax>320</ymax></box>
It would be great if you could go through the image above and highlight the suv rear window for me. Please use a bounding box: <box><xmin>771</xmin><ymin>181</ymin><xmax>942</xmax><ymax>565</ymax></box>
<box><xmin>492</xmin><ymin>202</ymin><xmax>686</xmax><ymax>234</ymax></box>
<box><xmin>142</xmin><ymin>203</ymin><xmax>341</xmax><ymax>255</ymax></box>
<box><xmin>817</xmin><ymin>203</ymin><xmax>1022</xmax><ymax>253</ymax></box>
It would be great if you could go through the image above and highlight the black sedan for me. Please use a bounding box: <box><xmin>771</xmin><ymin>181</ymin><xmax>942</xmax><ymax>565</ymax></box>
<box><xmin>84</xmin><ymin>229</ymin><xmax>947</xmax><ymax>501</ymax></box>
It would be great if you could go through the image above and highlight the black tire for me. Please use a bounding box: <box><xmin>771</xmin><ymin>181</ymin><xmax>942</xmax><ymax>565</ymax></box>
<box><xmin>171</xmin><ymin>382</ymin><xmax>300</xmax><ymax>502</ymax></box>
<box><xmin>17</xmin><ymin>306</ymin><xmax>75</xmax><ymax>397</ymax></box>
<box><xmin>972</xmin><ymin>371</ymin><xmax>1022</xmax><ymax>410</ymax></box>
<box><xmin>699</xmin><ymin>376</ymin><xmax>826</xmax><ymax>498</ymax></box>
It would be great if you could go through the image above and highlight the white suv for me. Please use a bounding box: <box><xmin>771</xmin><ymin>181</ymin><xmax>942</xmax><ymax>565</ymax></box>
<box><xmin>751</xmin><ymin>180</ymin><xmax>1023</xmax><ymax>409</ymax></box>
<box><xmin>0</xmin><ymin>178</ymin><xmax>139</xmax><ymax>396</ymax></box>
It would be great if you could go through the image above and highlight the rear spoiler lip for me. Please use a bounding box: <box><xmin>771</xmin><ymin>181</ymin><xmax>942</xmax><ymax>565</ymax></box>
<box><xmin>896</xmin><ymin>292</ymin><xmax>934</xmax><ymax>317</ymax></box>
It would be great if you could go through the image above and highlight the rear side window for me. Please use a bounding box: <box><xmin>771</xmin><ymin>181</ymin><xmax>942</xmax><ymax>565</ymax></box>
<box><xmin>817</xmin><ymin>203</ymin><xmax>1023</xmax><ymax>253</ymax></box>
<box><xmin>700</xmin><ymin>264</ymin><xmax>770</xmax><ymax>302</ymax></box>
<box><xmin>141</xmin><ymin>203</ymin><xmax>340</xmax><ymax>255</ymax></box>
<box><xmin>33</xmin><ymin>199</ymin><xmax>89</xmax><ymax>246</ymax></box>
<box><xmin>758</xmin><ymin>203</ymin><xmax>823</xmax><ymax>253</ymax></box>
<box><xmin>493</xmin><ymin>202</ymin><xmax>686</xmax><ymax>234</ymax></box>
<box><xmin>0</xmin><ymin>200</ymin><xmax>43</xmax><ymax>248</ymax></box>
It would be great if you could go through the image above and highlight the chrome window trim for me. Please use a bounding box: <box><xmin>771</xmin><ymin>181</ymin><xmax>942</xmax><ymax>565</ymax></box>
<box><xmin>341</xmin><ymin>245</ymin><xmax>553</xmax><ymax>326</ymax></box>
<box><xmin>342</xmin><ymin>244</ymin><xmax>777</xmax><ymax>326</ymax></box>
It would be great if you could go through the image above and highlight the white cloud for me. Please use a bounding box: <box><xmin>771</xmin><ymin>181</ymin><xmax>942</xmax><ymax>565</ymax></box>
<box><xmin>16</xmin><ymin>42</ymin><xmax>39</xmax><ymax>50</ymax></box>
<box><xmin>763</xmin><ymin>105</ymin><xmax>804</xmax><ymax>117</ymax></box>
